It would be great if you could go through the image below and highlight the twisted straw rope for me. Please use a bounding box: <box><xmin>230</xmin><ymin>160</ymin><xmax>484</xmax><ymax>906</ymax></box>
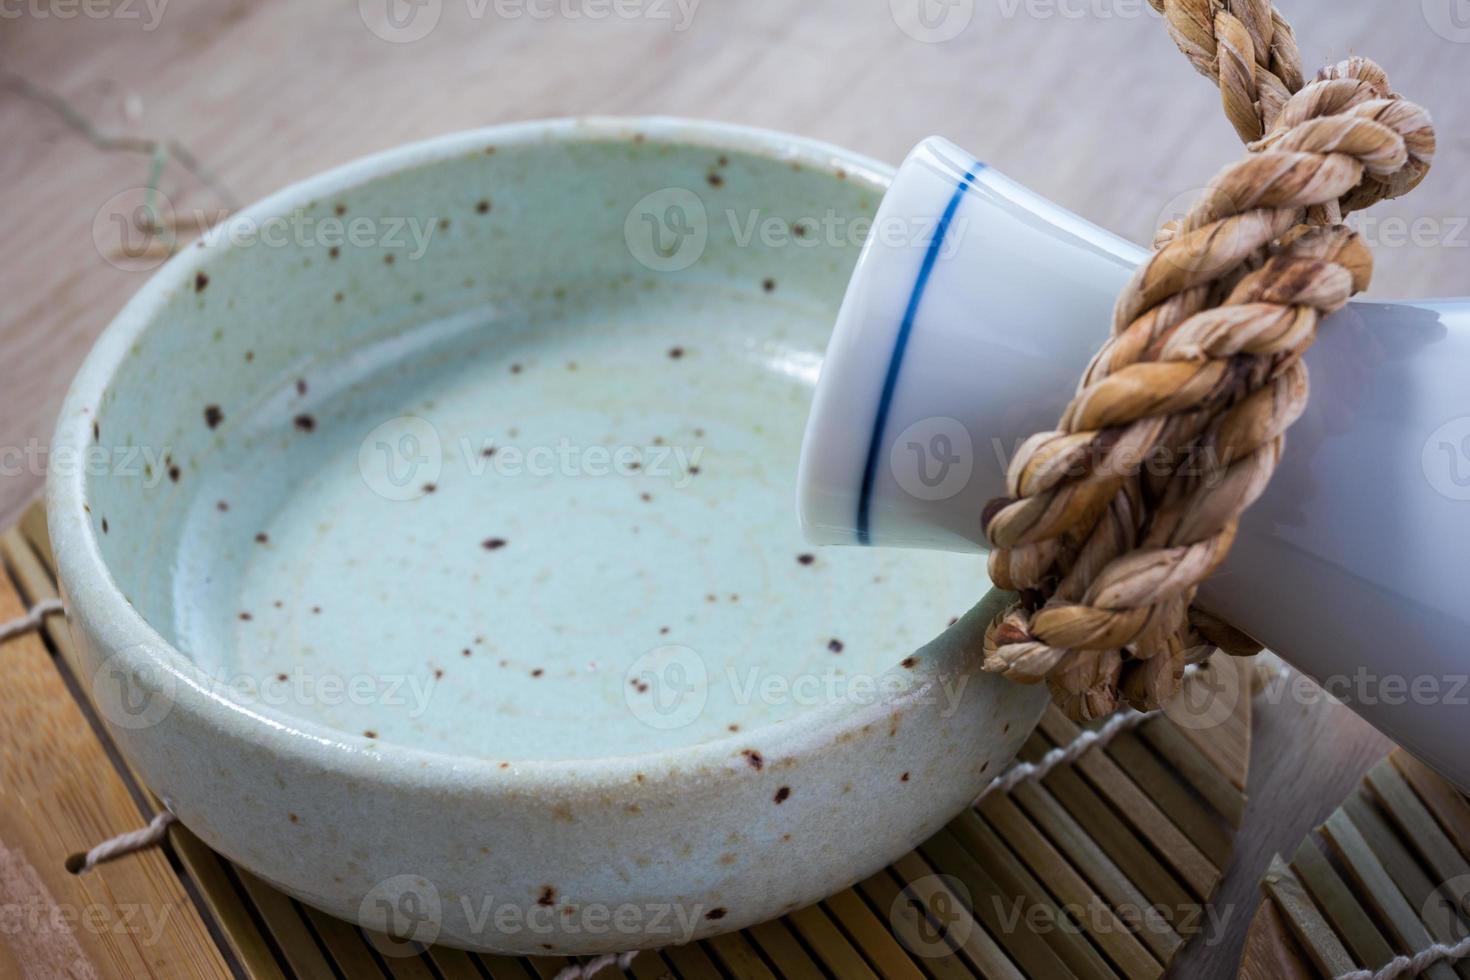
<box><xmin>981</xmin><ymin>0</ymin><xmax>1435</xmax><ymax>720</ymax></box>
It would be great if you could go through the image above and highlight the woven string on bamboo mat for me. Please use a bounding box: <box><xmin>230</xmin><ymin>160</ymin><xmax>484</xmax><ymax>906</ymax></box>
<box><xmin>3</xmin><ymin>498</ymin><xmax>1254</xmax><ymax>979</ymax></box>
<box><xmin>980</xmin><ymin>0</ymin><xmax>1436</xmax><ymax>720</ymax></box>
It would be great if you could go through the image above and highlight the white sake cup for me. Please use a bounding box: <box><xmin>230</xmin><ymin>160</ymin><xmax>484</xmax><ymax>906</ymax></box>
<box><xmin>799</xmin><ymin>136</ymin><xmax>1470</xmax><ymax>788</ymax></box>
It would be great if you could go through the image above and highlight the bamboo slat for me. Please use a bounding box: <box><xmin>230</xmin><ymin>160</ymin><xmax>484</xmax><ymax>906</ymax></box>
<box><xmin>1260</xmin><ymin>856</ymin><xmax>1356</xmax><ymax>978</ymax></box>
<box><xmin>1288</xmin><ymin>837</ymin><xmax>1397</xmax><ymax>973</ymax></box>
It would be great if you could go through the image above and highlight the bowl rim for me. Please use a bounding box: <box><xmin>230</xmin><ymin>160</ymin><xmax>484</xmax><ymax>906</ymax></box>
<box><xmin>47</xmin><ymin>115</ymin><xmax>984</xmax><ymax>796</ymax></box>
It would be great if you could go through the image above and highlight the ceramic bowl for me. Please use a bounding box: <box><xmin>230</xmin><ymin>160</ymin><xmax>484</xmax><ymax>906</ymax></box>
<box><xmin>47</xmin><ymin>118</ymin><xmax>1048</xmax><ymax>954</ymax></box>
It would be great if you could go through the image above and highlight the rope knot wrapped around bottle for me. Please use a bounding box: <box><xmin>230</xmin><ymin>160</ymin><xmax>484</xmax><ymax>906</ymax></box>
<box><xmin>980</xmin><ymin>2</ymin><xmax>1435</xmax><ymax>721</ymax></box>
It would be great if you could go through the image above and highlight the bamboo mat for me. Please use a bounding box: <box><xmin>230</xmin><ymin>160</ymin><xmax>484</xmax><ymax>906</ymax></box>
<box><xmin>1</xmin><ymin>499</ymin><xmax>1252</xmax><ymax>979</ymax></box>
<box><xmin>1240</xmin><ymin>749</ymin><xmax>1470</xmax><ymax>980</ymax></box>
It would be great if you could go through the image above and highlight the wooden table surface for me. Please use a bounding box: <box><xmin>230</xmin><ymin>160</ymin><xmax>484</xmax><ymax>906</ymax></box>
<box><xmin>3</xmin><ymin>2</ymin><xmax>1466</xmax><ymax>976</ymax></box>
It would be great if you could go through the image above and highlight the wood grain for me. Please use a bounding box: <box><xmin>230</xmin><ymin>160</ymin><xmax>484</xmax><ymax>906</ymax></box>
<box><xmin>5</xmin><ymin>4</ymin><xmax>1461</xmax><ymax>976</ymax></box>
<box><xmin>0</xmin><ymin>549</ymin><xmax>229</xmax><ymax>978</ymax></box>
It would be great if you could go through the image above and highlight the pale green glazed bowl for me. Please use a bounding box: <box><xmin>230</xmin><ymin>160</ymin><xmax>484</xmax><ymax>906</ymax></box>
<box><xmin>47</xmin><ymin>117</ymin><xmax>1047</xmax><ymax>954</ymax></box>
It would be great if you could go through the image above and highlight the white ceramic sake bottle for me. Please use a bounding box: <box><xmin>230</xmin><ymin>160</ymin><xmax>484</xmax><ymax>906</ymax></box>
<box><xmin>798</xmin><ymin>136</ymin><xmax>1470</xmax><ymax>788</ymax></box>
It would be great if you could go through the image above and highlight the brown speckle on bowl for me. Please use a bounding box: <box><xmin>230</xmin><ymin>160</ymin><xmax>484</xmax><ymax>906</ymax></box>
<box><xmin>705</xmin><ymin>907</ymin><xmax>728</xmax><ymax>920</ymax></box>
<box><xmin>296</xmin><ymin>379</ymin><xmax>308</xmax><ymax>396</ymax></box>
<box><xmin>536</xmin><ymin>885</ymin><xmax>556</xmax><ymax>907</ymax></box>
<box><xmin>706</xmin><ymin>172</ymin><xmax>724</xmax><ymax>188</ymax></box>
<box><xmin>773</xmin><ymin>787</ymin><xmax>791</xmax><ymax>804</ymax></box>
<box><xmin>364</xmin><ymin>730</ymin><xmax>377</xmax><ymax>739</ymax></box>
<box><xmin>328</xmin><ymin>246</ymin><xmax>340</xmax><ymax>260</ymax></box>
<box><xmin>900</xmin><ymin>656</ymin><xmax>917</xmax><ymax>669</ymax></box>
<box><xmin>741</xmin><ymin>749</ymin><xmax>763</xmax><ymax>771</ymax></box>
<box><xmin>168</xmin><ymin>465</ymin><xmax>181</xmax><ymax>483</ymax></box>
<box><xmin>510</xmin><ymin>363</ymin><xmax>522</xmax><ymax>374</ymax></box>
<box><xmin>422</xmin><ymin>483</ymin><xmax>437</xmax><ymax>494</ymax></box>
<box><xmin>276</xmin><ymin>673</ymin><xmax>288</xmax><ymax>682</ymax></box>
<box><xmin>828</xmin><ymin>639</ymin><xmax>844</xmax><ymax>653</ymax></box>
<box><xmin>383</xmin><ymin>253</ymin><xmax>395</xmax><ymax>265</ymax></box>
<box><xmin>293</xmin><ymin>414</ymin><xmax>316</xmax><ymax>433</ymax></box>
<box><xmin>216</xmin><ymin>500</ymin><xmax>229</xmax><ymax>512</ymax></box>
<box><xmin>194</xmin><ymin>272</ymin><xmax>209</xmax><ymax>293</ymax></box>
<box><xmin>204</xmin><ymin>405</ymin><xmax>224</xmax><ymax>429</ymax></box>
<box><xmin>476</xmin><ymin>199</ymin><xmax>491</xmax><ymax>214</ymax></box>
<box><xmin>530</xmin><ymin>668</ymin><xmax>544</xmax><ymax>678</ymax></box>
<box><xmin>796</xmin><ymin>553</ymin><xmax>814</xmax><ymax>566</ymax></box>
<box><xmin>239</xmin><ymin>612</ymin><xmax>252</xmax><ymax>621</ymax></box>
<box><xmin>100</xmin><ymin>517</ymin><xmax>109</xmax><ymax>534</ymax></box>
<box><xmin>255</xmin><ymin>532</ymin><xmax>269</xmax><ymax>544</ymax></box>
<box><xmin>900</xmin><ymin>772</ymin><xmax>911</xmax><ymax>782</ymax></box>
<box><xmin>639</xmin><ymin>493</ymin><xmax>652</xmax><ymax>502</ymax></box>
<box><xmin>288</xmin><ymin>812</ymin><xmax>299</xmax><ymax>824</ymax></box>
<box><xmin>334</xmin><ymin>203</ymin><xmax>346</xmax><ymax>217</ymax></box>
<box><xmin>92</xmin><ymin>421</ymin><xmax>100</xmax><ymax>442</ymax></box>
<box><xmin>762</xmin><ymin>278</ymin><xmax>776</xmax><ymax>292</ymax></box>
<box><xmin>482</xmin><ymin>538</ymin><xmax>507</xmax><ymax>551</ymax></box>
<box><xmin>667</xmin><ymin>346</ymin><xmax>684</xmax><ymax>360</ymax></box>
<box><xmin>333</xmin><ymin>291</ymin><xmax>344</xmax><ymax>303</ymax></box>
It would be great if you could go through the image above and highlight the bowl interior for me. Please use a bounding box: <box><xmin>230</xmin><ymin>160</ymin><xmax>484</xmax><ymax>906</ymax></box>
<box><xmin>81</xmin><ymin>125</ymin><xmax>990</xmax><ymax>761</ymax></box>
